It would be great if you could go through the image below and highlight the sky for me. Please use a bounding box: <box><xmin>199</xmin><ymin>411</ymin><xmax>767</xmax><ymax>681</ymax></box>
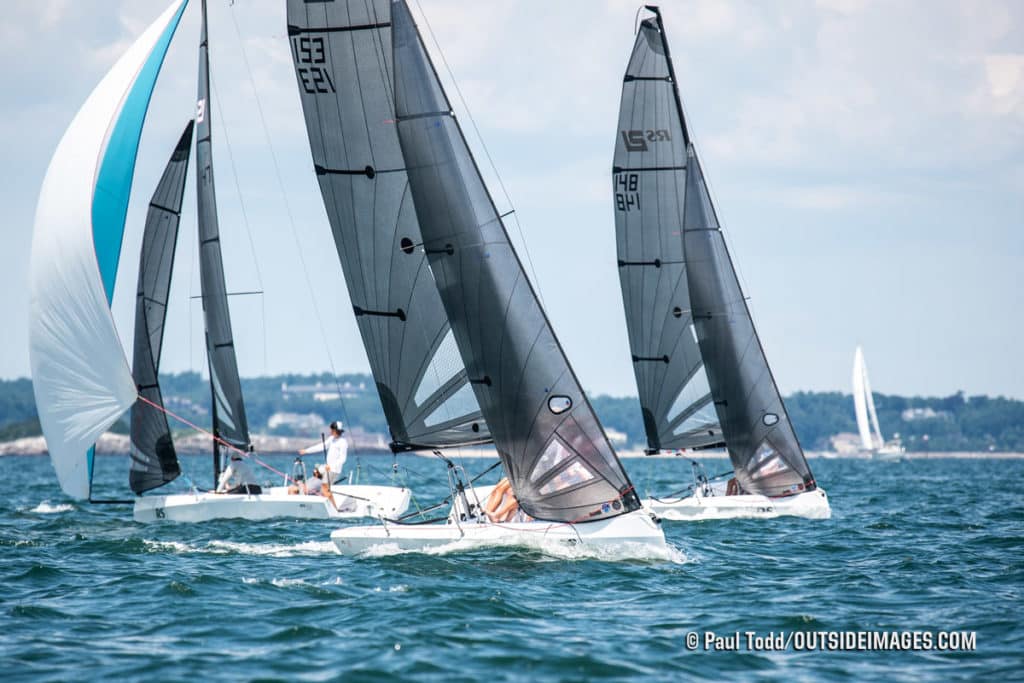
<box><xmin>2</xmin><ymin>0</ymin><xmax>1022</xmax><ymax>400</ymax></box>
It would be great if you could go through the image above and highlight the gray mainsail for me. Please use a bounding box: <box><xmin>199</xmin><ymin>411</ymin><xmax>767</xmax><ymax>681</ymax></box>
<box><xmin>196</xmin><ymin>0</ymin><xmax>250</xmax><ymax>472</ymax></box>
<box><xmin>621</xmin><ymin>7</ymin><xmax>816</xmax><ymax>497</ymax></box>
<box><xmin>613</xmin><ymin>12</ymin><xmax>722</xmax><ymax>453</ymax></box>
<box><xmin>392</xmin><ymin>0</ymin><xmax>639</xmax><ymax>522</ymax></box>
<box><xmin>286</xmin><ymin>0</ymin><xmax>490</xmax><ymax>451</ymax></box>
<box><xmin>129</xmin><ymin>121</ymin><xmax>193</xmax><ymax>494</ymax></box>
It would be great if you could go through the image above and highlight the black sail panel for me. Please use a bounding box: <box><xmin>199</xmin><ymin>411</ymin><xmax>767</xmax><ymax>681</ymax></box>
<box><xmin>613</xmin><ymin>17</ymin><xmax>722</xmax><ymax>452</ymax></box>
<box><xmin>683</xmin><ymin>152</ymin><xmax>814</xmax><ymax>496</ymax></box>
<box><xmin>391</xmin><ymin>0</ymin><xmax>639</xmax><ymax>522</ymax></box>
<box><xmin>129</xmin><ymin>121</ymin><xmax>193</xmax><ymax>494</ymax></box>
<box><xmin>196</xmin><ymin>0</ymin><xmax>250</xmax><ymax>451</ymax></box>
<box><xmin>285</xmin><ymin>0</ymin><xmax>489</xmax><ymax>450</ymax></box>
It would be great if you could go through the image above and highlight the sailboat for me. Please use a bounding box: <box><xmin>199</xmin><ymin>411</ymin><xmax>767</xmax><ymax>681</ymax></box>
<box><xmin>30</xmin><ymin>0</ymin><xmax>409</xmax><ymax>522</ymax></box>
<box><xmin>288</xmin><ymin>0</ymin><xmax>664</xmax><ymax>554</ymax></box>
<box><xmin>612</xmin><ymin>6</ymin><xmax>830</xmax><ymax>520</ymax></box>
<box><xmin>852</xmin><ymin>346</ymin><xmax>905</xmax><ymax>460</ymax></box>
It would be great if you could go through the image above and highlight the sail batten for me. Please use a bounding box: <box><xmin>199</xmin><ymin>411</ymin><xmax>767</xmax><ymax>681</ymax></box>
<box><xmin>391</xmin><ymin>0</ymin><xmax>638</xmax><ymax>522</ymax></box>
<box><xmin>196</xmin><ymin>0</ymin><xmax>250</xmax><ymax>459</ymax></box>
<box><xmin>617</xmin><ymin>8</ymin><xmax>816</xmax><ymax>497</ymax></box>
<box><xmin>286</xmin><ymin>0</ymin><xmax>490</xmax><ymax>451</ymax></box>
<box><xmin>130</xmin><ymin>121</ymin><xmax>193</xmax><ymax>495</ymax></box>
<box><xmin>29</xmin><ymin>0</ymin><xmax>188</xmax><ymax>500</ymax></box>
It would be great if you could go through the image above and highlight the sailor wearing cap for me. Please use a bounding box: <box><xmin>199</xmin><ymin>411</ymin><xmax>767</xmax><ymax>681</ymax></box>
<box><xmin>215</xmin><ymin>452</ymin><xmax>262</xmax><ymax>495</ymax></box>
<box><xmin>298</xmin><ymin>420</ymin><xmax>348</xmax><ymax>485</ymax></box>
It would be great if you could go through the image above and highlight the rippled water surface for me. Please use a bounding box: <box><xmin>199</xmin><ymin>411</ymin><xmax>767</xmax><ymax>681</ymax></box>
<box><xmin>2</xmin><ymin>454</ymin><xmax>1021</xmax><ymax>681</ymax></box>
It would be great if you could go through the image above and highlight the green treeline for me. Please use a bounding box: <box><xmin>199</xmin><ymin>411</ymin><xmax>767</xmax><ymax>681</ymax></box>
<box><xmin>2</xmin><ymin>374</ymin><xmax>1022</xmax><ymax>452</ymax></box>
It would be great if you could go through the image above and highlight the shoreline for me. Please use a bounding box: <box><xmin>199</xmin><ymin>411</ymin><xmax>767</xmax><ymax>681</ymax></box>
<box><xmin>0</xmin><ymin>434</ymin><xmax>1022</xmax><ymax>460</ymax></box>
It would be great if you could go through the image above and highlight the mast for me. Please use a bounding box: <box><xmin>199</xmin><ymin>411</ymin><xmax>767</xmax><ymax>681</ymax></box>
<box><xmin>285</xmin><ymin>0</ymin><xmax>491</xmax><ymax>452</ymax></box>
<box><xmin>196</xmin><ymin>0</ymin><xmax>251</xmax><ymax>487</ymax></box>
<box><xmin>624</xmin><ymin>7</ymin><xmax>816</xmax><ymax>496</ymax></box>
<box><xmin>391</xmin><ymin>0</ymin><xmax>639</xmax><ymax>522</ymax></box>
<box><xmin>129</xmin><ymin>121</ymin><xmax>194</xmax><ymax>494</ymax></box>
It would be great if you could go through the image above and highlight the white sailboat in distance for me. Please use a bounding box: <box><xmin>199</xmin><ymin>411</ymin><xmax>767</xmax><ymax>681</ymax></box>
<box><xmin>853</xmin><ymin>346</ymin><xmax>905</xmax><ymax>460</ymax></box>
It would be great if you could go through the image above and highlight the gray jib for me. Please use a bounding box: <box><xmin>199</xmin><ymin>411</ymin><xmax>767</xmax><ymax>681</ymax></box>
<box><xmin>391</xmin><ymin>0</ymin><xmax>639</xmax><ymax>522</ymax></box>
<box><xmin>286</xmin><ymin>0</ymin><xmax>489</xmax><ymax>451</ymax></box>
<box><xmin>683</xmin><ymin>150</ymin><xmax>814</xmax><ymax>495</ymax></box>
<box><xmin>129</xmin><ymin>121</ymin><xmax>193</xmax><ymax>494</ymax></box>
<box><xmin>632</xmin><ymin>8</ymin><xmax>816</xmax><ymax>496</ymax></box>
<box><xmin>613</xmin><ymin>17</ymin><xmax>722</xmax><ymax>453</ymax></box>
<box><xmin>196</xmin><ymin>0</ymin><xmax>250</xmax><ymax>451</ymax></box>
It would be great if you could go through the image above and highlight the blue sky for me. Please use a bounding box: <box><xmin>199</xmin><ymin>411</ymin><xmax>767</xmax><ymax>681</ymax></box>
<box><xmin>3</xmin><ymin>0</ymin><xmax>1022</xmax><ymax>399</ymax></box>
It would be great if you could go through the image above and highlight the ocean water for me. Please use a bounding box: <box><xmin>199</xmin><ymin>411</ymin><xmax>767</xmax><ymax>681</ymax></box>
<box><xmin>1</xmin><ymin>454</ymin><xmax>1021</xmax><ymax>682</ymax></box>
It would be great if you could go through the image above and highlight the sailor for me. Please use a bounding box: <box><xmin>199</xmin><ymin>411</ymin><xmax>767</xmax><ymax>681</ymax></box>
<box><xmin>482</xmin><ymin>477</ymin><xmax>520</xmax><ymax>523</ymax></box>
<box><xmin>216</xmin><ymin>452</ymin><xmax>262</xmax><ymax>495</ymax></box>
<box><xmin>298</xmin><ymin>420</ymin><xmax>348</xmax><ymax>485</ymax></box>
<box><xmin>289</xmin><ymin>466</ymin><xmax>326</xmax><ymax>496</ymax></box>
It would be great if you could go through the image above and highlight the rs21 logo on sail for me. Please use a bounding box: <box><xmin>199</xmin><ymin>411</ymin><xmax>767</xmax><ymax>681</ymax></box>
<box><xmin>621</xmin><ymin>129</ymin><xmax>672</xmax><ymax>152</ymax></box>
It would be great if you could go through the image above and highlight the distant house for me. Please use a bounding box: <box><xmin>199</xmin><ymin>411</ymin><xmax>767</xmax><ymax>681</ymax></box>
<box><xmin>165</xmin><ymin>395</ymin><xmax>208</xmax><ymax>416</ymax></box>
<box><xmin>604</xmin><ymin>427</ymin><xmax>628</xmax><ymax>446</ymax></box>
<box><xmin>901</xmin><ymin>407</ymin><xmax>951</xmax><ymax>422</ymax></box>
<box><xmin>267</xmin><ymin>412</ymin><xmax>324</xmax><ymax>433</ymax></box>
<box><xmin>281</xmin><ymin>380</ymin><xmax>367</xmax><ymax>403</ymax></box>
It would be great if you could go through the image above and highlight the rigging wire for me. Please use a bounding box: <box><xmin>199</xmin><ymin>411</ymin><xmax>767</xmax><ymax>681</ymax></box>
<box><xmin>226</xmin><ymin>3</ymin><xmax>351</xmax><ymax>428</ymax></box>
<box><xmin>411</xmin><ymin>0</ymin><xmax>548</xmax><ymax>309</ymax></box>
<box><xmin>209</xmin><ymin>73</ymin><xmax>269</xmax><ymax>375</ymax></box>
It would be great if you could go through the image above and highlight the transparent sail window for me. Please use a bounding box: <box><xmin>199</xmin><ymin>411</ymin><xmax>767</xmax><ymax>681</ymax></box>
<box><xmin>672</xmin><ymin>404</ymin><xmax>719</xmax><ymax>436</ymax></box>
<box><xmin>749</xmin><ymin>438</ymin><xmax>791</xmax><ymax>478</ymax></box>
<box><xmin>414</xmin><ymin>329</ymin><xmax>462</xmax><ymax>406</ymax></box>
<box><xmin>531</xmin><ymin>438</ymin><xmax>573</xmax><ymax>481</ymax></box>
<box><xmin>548</xmin><ymin>396</ymin><xmax>572</xmax><ymax>415</ymax></box>
<box><xmin>538</xmin><ymin>460</ymin><xmax>595</xmax><ymax>496</ymax></box>
<box><xmin>666</xmin><ymin>366</ymin><xmax>711</xmax><ymax>423</ymax></box>
<box><xmin>423</xmin><ymin>383</ymin><xmax>477</xmax><ymax>427</ymax></box>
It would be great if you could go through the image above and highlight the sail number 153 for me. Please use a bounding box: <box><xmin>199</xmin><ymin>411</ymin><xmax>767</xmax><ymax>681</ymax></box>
<box><xmin>615</xmin><ymin>172</ymin><xmax>640</xmax><ymax>212</ymax></box>
<box><xmin>292</xmin><ymin>36</ymin><xmax>336</xmax><ymax>94</ymax></box>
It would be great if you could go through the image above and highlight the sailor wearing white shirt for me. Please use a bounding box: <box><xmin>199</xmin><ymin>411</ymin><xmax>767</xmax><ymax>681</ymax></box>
<box><xmin>216</xmin><ymin>452</ymin><xmax>262</xmax><ymax>494</ymax></box>
<box><xmin>298</xmin><ymin>421</ymin><xmax>348</xmax><ymax>485</ymax></box>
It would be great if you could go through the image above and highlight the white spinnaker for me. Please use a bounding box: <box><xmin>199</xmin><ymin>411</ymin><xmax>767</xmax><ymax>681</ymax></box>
<box><xmin>29</xmin><ymin>0</ymin><xmax>187</xmax><ymax>499</ymax></box>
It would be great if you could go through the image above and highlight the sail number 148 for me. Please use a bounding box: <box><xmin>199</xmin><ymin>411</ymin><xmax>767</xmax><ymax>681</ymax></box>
<box><xmin>615</xmin><ymin>172</ymin><xmax>640</xmax><ymax>212</ymax></box>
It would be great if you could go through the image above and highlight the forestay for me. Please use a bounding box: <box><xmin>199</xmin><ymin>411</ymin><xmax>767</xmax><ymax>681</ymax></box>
<box><xmin>613</xmin><ymin>13</ymin><xmax>722</xmax><ymax>453</ymax></box>
<box><xmin>130</xmin><ymin>122</ymin><xmax>193</xmax><ymax>494</ymax></box>
<box><xmin>286</xmin><ymin>0</ymin><xmax>490</xmax><ymax>451</ymax></box>
<box><xmin>196</xmin><ymin>0</ymin><xmax>250</xmax><ymax>454</ymax></box>
<box><xmin>29</xmin><ymin>0</ymin><xmax>188</xmax><ymax>500</ymax></box>
<box><xmin>391</xmin><ymin>0</ymin><xmax>640</xmax><ymax>522</ymax></box>
<box><xmin>626</xmin><ymin>8</ymin><xmax>816</xmax><ymax>496</ymax></box>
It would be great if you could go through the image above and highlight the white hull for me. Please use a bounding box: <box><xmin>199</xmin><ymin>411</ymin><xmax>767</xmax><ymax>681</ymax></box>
<box><xmin>133</xmin><ymin>484</ymin><xmax>410</xmax><ymax>523</ymax></box>
<box><xmin>331</xmin><ymin>508</ymin><xmax>666</xmax><ymax>557</ymax></box>
<box><xmin>644</xmin><ymin>487</ymin><xmax>831</xmax><ymax>521</ymax></box>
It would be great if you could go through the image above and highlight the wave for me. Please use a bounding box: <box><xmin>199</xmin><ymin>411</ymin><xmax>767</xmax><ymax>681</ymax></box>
<box><xmin>28</xmin><ymin>501</ymin><xmax>74</xmax><ymax>514</ymax></box>
<box><xmin>353</xmin><ymin>537</ymin><xmax>689</xmax><ymax>564</ymax></box>
<box><xmin>143</xmin><ymin>539</ymin><xmax>337</xmax><ymax>557</ymax></box>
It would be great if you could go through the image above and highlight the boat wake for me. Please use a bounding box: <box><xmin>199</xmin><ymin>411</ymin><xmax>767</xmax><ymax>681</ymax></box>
<box><xmin>29</xmin><ymin>501</ymin><xmax>75</xmax><ymax>514</ymax></box>
<box><xmin>354</xmin><ymin>538</ymin><xmax>690</xmax><ymax>564</ymax></box>
<box><xmin>143</xmin><ymin>539</ymin><xmax>338</xmax><ymax>557</ymax></box>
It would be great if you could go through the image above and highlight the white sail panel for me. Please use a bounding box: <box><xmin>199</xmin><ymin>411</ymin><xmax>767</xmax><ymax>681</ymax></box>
<box><xmin>29</xmin><ymin>0</ymin><xmax>188</xmax><ymax>499</ymax></box>
<box><xmin>852</xmin><ymin>346</ymin><xmax>874</xmax><ymax>449</ymax></box>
